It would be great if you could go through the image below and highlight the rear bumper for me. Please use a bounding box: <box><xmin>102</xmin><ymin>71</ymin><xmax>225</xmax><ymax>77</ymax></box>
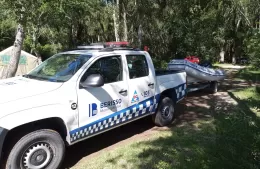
<box><xmin>0</xmin><ymin>127</ymin><xmax>8</xmax><ymax>161</ymax></box>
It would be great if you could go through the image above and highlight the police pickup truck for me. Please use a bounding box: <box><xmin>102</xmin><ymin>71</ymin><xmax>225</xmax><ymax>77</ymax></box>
<box><xmin>0</xmin><ymin>47</ymin><xmax>187</xmax><ymax>169</ymax></box>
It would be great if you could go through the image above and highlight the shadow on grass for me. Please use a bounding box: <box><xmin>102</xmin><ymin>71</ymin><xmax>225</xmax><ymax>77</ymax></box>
<box><xmin>218</xmin><ymin>71</ymin><xmax>258</xmax><ymax>92</ymax></box>
<box><xmin>129</xmin><ymin>92</ymin><xmax>260</xmax><ymax>169</ymax></box>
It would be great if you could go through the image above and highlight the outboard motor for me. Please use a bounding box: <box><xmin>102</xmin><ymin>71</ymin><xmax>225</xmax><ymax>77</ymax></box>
<box><xmin>199</xmin><ymin>61</ymin><xmax>212</xmax><ymax>68</ymax></box>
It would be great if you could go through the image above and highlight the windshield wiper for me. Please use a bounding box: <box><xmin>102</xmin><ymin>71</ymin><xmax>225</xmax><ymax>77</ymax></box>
<box><xmin>48</xmin><ymin>78</ymin><xmax>65</xmax><ymax>82</ymax></box>
<box><xmin>23</xmin><ymin>74</ymin><xmax>49</xmax><ymax>81</ymax></box>
<box><xmin>23</xmin><ymin>74</ymin><xmax>64</xmax><ymax>83</ymax></box>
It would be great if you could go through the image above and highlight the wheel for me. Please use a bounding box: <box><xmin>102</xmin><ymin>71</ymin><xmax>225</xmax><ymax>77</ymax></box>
<box><xmin>152</xmin><ymin>96</ymin><xmax>175</xmax><ymax>127</ymax></box>
<box><xmin>6</xmin><ymin>129</ymin><xmax>65</xmax><ymax>169</ymax></box>
<box><xmin>208</xmin><ymin>81</ymin><xmax>218</xmax><ymax>94</ymax></box>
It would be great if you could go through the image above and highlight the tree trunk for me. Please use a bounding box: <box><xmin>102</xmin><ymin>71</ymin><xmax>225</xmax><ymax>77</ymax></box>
<box><xmin>234</xmin><ymin>37</ymin><xmax>243</xmax><ymax>64</ymax></box>
<box><xmin>219</xmin><ymin>48</ymin><xmax>225</xmax><ymax>63</ymax></box>
<box><xmin>1</xmin><ymin>24</ymin><xmax>24</xmax><ymax>79</ymax></box>
<box><xmin>219</xmin><ymin>41</ymin><xmax>227</xmax><ymax>63</ymax></box>
<box><xmin>68</xmin><ymin>25</ymin><xmax>74</xmax><ymax>48</ymax></box>
<box><xmin>259</xmin><ymin>16</ymin><xmax>260</xmax><ymax>31</ymax></box>
<box><xmin>232</xmin><ymin>43</ymin><xmax>236</xmax><ymax>64</ymax></box>
<box><xmin>76</xmin><ymin>22</ymin><xmax>84</xmax><ymax>45</ymax></box>
<box><xmin>31</xmin><ymin>26</ymin><xmax>42</xmax><ymax>63</ymax></box>
<box><xmin>32</xmin><ymin>28</ymin><xmax>37</xmax><ymax>51</ymax></box>
<box><xmin>232</xmin><ymin>54</ymin><xmax>236</xmax><ymax>64</ymax></box>
<box><xmin>33</xmin><ymin>49</ymin><xmax>42</xmax><ymax>65</ymax></box>
<box><xmin>113</xmin><ymin>0</ymin><xmax>120</xmax><ymax>41</ymax></box>
<box><xmin>122</xmin><ymin>3</ymin><xmax>128</xmax><ymax>41</ymax></box>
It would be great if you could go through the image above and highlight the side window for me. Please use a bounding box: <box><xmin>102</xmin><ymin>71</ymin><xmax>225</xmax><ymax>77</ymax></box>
<box><xmin>81</xmin><ymin>56</ymin><xmax>122</xmax><ymax>84</ymax></box>
<box><xmin>126</xmin><ymin>55</ymin><xmax>149</xmax><ymax>79</ymax></box>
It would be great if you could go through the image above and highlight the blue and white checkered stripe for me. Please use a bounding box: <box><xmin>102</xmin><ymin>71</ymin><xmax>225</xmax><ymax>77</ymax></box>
<box><xmin>175</xmin><ymin>83</ymin><xmax>187</xmax><ymax>101</ymax></box>
<box><xmin>70</xmin><ymin>96</ymin><xmax>158</xmax><ymax>143</ymax></box>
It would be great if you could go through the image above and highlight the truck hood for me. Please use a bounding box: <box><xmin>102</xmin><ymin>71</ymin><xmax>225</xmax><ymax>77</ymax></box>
<box><xmin>0</xmin><ymin>76</ymin><xmax>63</xmax><ymax>104</ymax></box>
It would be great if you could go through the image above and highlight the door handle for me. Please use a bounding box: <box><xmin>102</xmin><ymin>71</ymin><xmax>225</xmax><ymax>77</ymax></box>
<box><xmin>119</xmin><ymin>89</ymin><xmax>127</xmax><ymax>94</ymax></box>
<box><xmin>148</xmin><ymin>83</ymin><xmax>154</xmax><ymax>87</ymax></box>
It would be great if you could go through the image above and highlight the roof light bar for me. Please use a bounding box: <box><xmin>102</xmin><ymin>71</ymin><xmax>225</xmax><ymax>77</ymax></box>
<box><xmin>105</xmin><ymin>41</ymin><xmax>129</xmax><ymax>47</ymax></box>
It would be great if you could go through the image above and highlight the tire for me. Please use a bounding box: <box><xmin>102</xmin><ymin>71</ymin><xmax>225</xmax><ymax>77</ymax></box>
<box><xmin>6</xmin><ymin>129</ymin><xmax>65</xmax><ymax>169</ymax></box>
<box><xmin>152</xmin><ymin>96</ymin><xmax>175</xmax><ymax>127</ymax></box>
<box><xmin>208</xmin><ymin>81</ymin><xmax>218</xmax><ymax>94</ymax></box>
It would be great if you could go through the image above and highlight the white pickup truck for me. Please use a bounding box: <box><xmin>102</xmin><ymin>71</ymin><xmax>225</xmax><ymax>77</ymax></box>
<box><xmin>0</xmin><ymin>47</ymin><xmax>187</xmax><ymax>169</ymax></box>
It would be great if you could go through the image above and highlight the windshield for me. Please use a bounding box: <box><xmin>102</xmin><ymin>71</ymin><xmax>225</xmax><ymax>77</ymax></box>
<box><xmin>24</xmin><ymin>53</ymin><xmax>92</xmax><ymax>82</ymax></box>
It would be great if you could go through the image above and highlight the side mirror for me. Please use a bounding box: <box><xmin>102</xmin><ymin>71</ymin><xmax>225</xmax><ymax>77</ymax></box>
<box><xmin>80</xmin><ymin>74</ymin><xmax>104</xmax><ymax>88</ymax></box>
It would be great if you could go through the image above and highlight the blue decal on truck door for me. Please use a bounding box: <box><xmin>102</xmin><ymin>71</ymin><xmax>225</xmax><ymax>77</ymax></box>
<box><xmin>89</xmin><ymin>103</ymin><xmax>98</xmax><ymax>117</ymax></box>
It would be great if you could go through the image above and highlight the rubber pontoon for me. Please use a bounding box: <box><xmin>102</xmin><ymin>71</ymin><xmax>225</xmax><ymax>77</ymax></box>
<box><xmin>168</xmin><ymin>59</ymin><xmax>226</xmax><ymax>83</ymax></box>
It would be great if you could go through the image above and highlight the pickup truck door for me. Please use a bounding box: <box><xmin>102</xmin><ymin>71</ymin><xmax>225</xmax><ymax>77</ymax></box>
<box><xmin>72</xmin><ymin>54</ymin><xmax>129</xmax><ymax>142</ymax></box>
<box><xmin>125</xmin><ymin>54</ymin><xmax>156</xmax><ymax>114</ymax></box>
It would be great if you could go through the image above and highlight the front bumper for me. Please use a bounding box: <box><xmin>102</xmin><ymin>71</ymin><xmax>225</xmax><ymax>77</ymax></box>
<box><xmin>0</xmin><ymin>127</ymin><xmax>8</xmax><ymax>161</ymax></box>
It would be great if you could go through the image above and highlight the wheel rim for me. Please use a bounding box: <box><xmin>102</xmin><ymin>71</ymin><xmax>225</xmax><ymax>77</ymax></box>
<box><xmin>21</xmin><ymin>142</ymin><xmax>53</xmax><ymax>169</ymax></box>
<box><xmin>161</xmin><ymin>105</ymin><xmax>173</xmax><ymax>120</ymax></box>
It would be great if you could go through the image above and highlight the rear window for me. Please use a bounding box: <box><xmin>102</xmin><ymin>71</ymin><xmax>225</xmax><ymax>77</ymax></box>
<box><xmin>126</xmin><ymin>55</ymin><xmax>149</xmax><ymax>79</ymax></box>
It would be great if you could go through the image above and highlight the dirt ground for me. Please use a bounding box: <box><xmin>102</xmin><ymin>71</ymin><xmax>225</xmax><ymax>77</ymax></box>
<box><xmin>62</xmin><ymin>68</ymin><xmax>249</xmax><ymax>169</ymax></box>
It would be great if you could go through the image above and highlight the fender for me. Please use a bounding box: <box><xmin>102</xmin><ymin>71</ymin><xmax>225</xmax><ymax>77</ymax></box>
<box><xmin>0</xmin><ymin>104</ymin><xmax>77</xmax><ymax>144</ymax></box>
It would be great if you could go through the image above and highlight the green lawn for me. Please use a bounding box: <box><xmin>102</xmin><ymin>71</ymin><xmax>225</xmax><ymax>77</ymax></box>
<box><xmin>71</xmin><ymin>68</ymin><xmax>260</xmax><ymax>169</ymax></box>
<box><xmin>234</xmin><ymin>67</ymin><xmax>260</xmax><ymax>83</ymax></box>
<box><xmin>232</xmin><ymin>87</ymin><xmax>260</xmax><ymax>116</ymax></box>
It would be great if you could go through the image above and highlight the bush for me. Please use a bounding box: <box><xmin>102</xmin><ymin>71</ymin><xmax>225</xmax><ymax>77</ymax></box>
<box><xmin>23</xmin><ymin>35</ymin><xmax>62</xmax><ymax>61</ymax></box>
<box><xmin>38</xmin><ymin>44</ymin><xmax>62</xmax><ymax>61</ymax></box>
<box><xmin>246</xmin><ymin>29</ymin><xmax>260</xmax><ymax>69</ymax></box>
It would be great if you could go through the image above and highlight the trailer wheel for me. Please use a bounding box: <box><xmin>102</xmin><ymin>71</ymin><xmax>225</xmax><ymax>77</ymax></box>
<box><xmin>6</xmin><ymin>129</ymin><xmax>65</xmax><ymax>169</ymax></box>
<box><xmin>152</xmin><ymin>96</ymin><xmax>175</xmax><ymax>127</ymax></box>
<box><xmin>209</xmin><ymin>81</ymin><xmax>218</xmax><ymax>93</ymax></box>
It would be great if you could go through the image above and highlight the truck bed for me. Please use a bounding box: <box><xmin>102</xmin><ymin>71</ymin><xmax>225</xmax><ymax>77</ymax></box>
<box><xmin>155</xmin><ymin>69</ymin><xmax>187</xmax><ymax>102</ymax></box>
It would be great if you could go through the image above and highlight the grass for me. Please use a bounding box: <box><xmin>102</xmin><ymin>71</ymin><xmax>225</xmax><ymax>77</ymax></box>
<box><xmin>234</xmin><ymin>67</ymin><xmax>260</xmax><ymax>83</ymax></box>
<box><xmin>70</xmin><ymin>68</ymin><xmax>260</xmax><ymax>169</ymax></box>
<box><xmin>232</xmin><ymin>87</ymin><xmax>260</xmax><ymax>116</ymax></box>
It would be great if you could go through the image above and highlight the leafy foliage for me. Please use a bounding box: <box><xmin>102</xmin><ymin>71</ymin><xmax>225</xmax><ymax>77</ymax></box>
<box><xmin>245</xmin><ymin>29</ymin><xmax>260</xmax><ymax>68</ymax></box>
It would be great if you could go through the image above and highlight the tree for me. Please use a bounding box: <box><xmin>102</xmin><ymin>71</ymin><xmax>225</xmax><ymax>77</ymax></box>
<box><xmin>0</xmin><ymin>0</ymin><xmax>259</xmax><ymax>72</ymax></box>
